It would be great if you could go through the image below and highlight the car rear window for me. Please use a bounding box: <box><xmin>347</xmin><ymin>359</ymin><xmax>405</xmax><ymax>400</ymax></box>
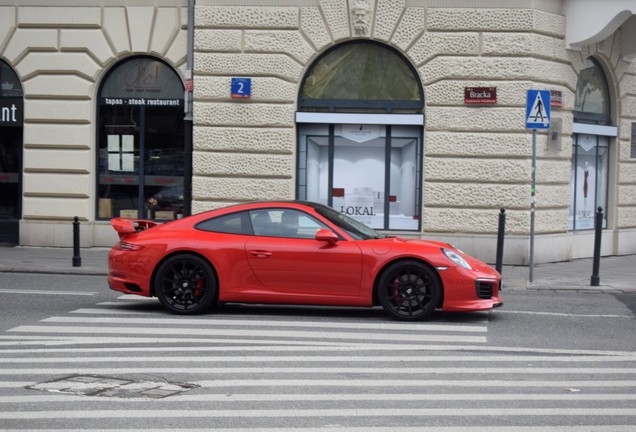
<box><xmin>196</xmin><ymin>211</ymin><xmax>251</xmax><ymax>235</ymax></box>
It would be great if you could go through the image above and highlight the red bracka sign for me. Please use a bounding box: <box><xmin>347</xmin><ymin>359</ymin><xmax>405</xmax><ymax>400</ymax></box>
<box><xmin>550</xmin><ymin>90</ymin><xmax>563</xmax><ymax>107</ymax></box>
<box><xmin>464</xmin><ymin>87</ymin><xmax>497</xmax><ymax>104</ymax></box>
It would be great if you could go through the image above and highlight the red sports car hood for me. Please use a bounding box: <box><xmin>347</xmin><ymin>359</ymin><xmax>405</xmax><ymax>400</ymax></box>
<box><xmin>376</xmin><ymin>236</ymin><xmax>495</xmax><ymax>273</ymax></box>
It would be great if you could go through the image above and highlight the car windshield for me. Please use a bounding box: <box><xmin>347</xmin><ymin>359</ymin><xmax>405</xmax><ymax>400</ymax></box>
<box><xmin>313</xmin><ymin>204</ymin><xmax>383</xmax><ymax>240</ymax></box>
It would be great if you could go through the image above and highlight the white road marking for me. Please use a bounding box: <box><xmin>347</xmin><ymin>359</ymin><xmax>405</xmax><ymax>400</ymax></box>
<box><xmin>49</xmin><ymin>315</ymin><xmax>489</xmax><ymax>332</ymax></box>
<box><xmin>497</xmin><ymin>310</ymin><xmax>633</xmax><ymax>319</ymax></box>
<box><xmin>0</xmin><ymin>407</ymin><xmax>634</xmax><ymax>420</ymax></box>
<box><xmin>7</xmin><ymin>325</ymin><xmax>488</xmax><ymax>343</ymax></box>
<box><xmin>0</xmin><ymin>289</ymin><xmax>96</xmax><ymax>296</ymax></box>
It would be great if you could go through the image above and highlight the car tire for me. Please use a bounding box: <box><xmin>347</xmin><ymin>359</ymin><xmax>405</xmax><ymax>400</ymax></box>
<box><xmin>154</xmin><ymin>254</ymin><xmax>217</xmax><ymax>315</ymax></box>
<box><xmin>377</xmin><ymin>260</ymin><xmax>441</xmax><ymax>321</ymax></box>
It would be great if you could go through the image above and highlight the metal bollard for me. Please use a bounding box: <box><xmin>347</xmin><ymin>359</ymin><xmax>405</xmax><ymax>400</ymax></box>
<box><xmin>590</xmin><ymin>207</ymin><xmax>603</xmax><ymax>286</ymax></box>
<box><xmin>72</xmin><ymin>216</ymin><xmax>82</xmax><ymax>267</ymax></box>
<box><xmin>495</xmin><ymin>208</ymin><xmax>506</xmax><ymax>275</ymax></box>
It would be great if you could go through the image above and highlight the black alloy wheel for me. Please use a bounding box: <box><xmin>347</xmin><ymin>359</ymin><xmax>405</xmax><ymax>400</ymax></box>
<box><xmin>154</xmin><ymin>254</ymin><xmax>217</xmax><ymax>315</ymax></box>
<box><xmin>377</xmin><ymin>260</ymin><xmax>441</xmax><ymax>321</ymax></box>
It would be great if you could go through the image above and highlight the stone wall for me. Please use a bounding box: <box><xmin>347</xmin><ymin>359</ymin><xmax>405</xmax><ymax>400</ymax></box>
<box><xmin>0</xmin><ymin>4</ymin><xmax>186</xmax><ymax>245</ymax></box>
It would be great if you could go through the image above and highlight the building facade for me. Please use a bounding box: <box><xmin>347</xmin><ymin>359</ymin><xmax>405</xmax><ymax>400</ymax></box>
<box><xmin>0</xmin><ymin>0</ymin><xmax>635</xmax><ymax>265</ymax></box>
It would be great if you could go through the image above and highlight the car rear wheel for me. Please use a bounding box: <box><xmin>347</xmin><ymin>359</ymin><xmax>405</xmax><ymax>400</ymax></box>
<box><xmin>154</xmin><ymin>254</ymin><xmax>217</xmax><ymax>315</ymax></box>
<box><xmin>377</xmin><ymin>260</ymin><xmax>441</xmax><ymax>321</ymax></box>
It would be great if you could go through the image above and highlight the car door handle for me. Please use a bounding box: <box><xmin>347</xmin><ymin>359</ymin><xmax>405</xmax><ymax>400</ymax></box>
<box><xmin>249</xmin><ymin>250</ymin><xmax>272</xmax><ymax>258</ymax></box>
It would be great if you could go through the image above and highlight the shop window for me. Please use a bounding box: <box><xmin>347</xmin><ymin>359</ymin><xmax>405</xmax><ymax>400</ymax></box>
<box><xmin>569</xmin><ymin>57</ymin><xmax>613</xmax><ymax>230</ymax></box>
<box><xmin>569</xmin><ymin>134</ymin><xmax>609</xmax><ymax>229</ymax></box>
<box><xmin>297</xmin><ymin>42</ymin><xmax>423</xmax><ymax>231</ymax></box>
<box><xmin>0</xmin><ymin>60</ymin><xmax>23</xmax><ymax>243</ymax></box>
<box><xmin>97</xmin><ymin>57</ymin><xmax>184</xmax><ymax>221</ymax></box>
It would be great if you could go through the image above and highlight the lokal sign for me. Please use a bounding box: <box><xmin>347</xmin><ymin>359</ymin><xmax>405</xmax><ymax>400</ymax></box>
<box><xmin>464</xmin><ymin>87</ymin><xmax>497</xmax><ymax>104</ymax></box>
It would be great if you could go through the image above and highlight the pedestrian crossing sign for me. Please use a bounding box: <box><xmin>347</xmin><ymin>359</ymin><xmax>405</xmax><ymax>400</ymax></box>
<box><xmin>525</xmin><ymin>89</ymin><xmax>550</xmax><ymax>129</ymax></box>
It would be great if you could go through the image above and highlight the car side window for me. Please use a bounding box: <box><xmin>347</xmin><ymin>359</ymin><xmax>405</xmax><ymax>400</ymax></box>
<box><xmin>196</xmin><ymin>211</ymin><xmax>252</xmax><ymax>235</ymax></box>
<box><xmin>250</xmin><ymin>209</ymin><xmax>329</xmax><ymax>239</ymax></box>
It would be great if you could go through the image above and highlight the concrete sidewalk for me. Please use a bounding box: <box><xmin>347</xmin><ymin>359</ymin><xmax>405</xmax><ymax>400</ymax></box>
<box><xmin>0</xmin><ymin>246</ymin><xmax>634</xmax><ymax>293</ymax></box>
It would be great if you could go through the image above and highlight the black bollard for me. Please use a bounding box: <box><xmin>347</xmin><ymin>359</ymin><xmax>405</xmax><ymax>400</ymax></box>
<box><xmin>72</xmin><ymin>216</ymin><xmax>82</xmax><ymax>267</ymax></box>
<box><xmin>590</xmin><ymin>207</ymin><xmax>603</xmax><ymax>286</ymax></box>
<box><xmin>495</xmin><ymin>208</ymin><xmax>506</xmax><ymax>275</ymax></box>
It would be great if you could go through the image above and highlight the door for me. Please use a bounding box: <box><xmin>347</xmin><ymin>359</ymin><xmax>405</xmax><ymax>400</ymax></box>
<box><xmin>244</xmin><ymin>208</ymin><xmax>363</xmax><ymax>300</ymax></box>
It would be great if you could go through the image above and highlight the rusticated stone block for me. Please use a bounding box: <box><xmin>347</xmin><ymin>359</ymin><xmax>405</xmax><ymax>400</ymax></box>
<box><xmin>194</xmin><ymin>127</ymin><xmax>294</xmax><ymax>154</ymax></box>
<box><xmin>195</xmin><ymin>53</ymin><xmax>303</xmax><ymax>81</ymax></box>
<box><xmin>374</xmin><ymin>0</ymin><xmax>405</xmax><ymax>41</ymax></box>
<box><xmin>194</xmin><ymin>152</ymin><xmax>292</xmax><ymax>177</ymax></box>
<box><xmin>422</xmin><ymin>57</ymin><xmax>577</xmax><ymax>89</ymax></box>
<box><xmin>245</xmin><ymin>31</ymin><xmax>315</xmax><ymax>64</ymax></box>
<box><xmin>618</xmin><ymin>162</ymin><xmax>636</xmax><ymax>183</ymax></box>
<box><xmin>194</xmin><ymin>102</ymin><xmax>295</xmax><ymax>127</ymax></box>
<box><xmin>301</xmin><ymin>7</ymin><xmax>331</xmax><ymax>50</ymax></box>
<box><xmin>103</xmin><ymin>8</ymin><xmax>130</xmax><ymax>55</ymax></box>
<box><xmin>195</xmin><ymin>6</ymin><xmax>298</xmax><ymax>29</ymax></box>
<box><xmin>193</xmin><ymin>177</ymin><xmax>294</xmax><ymax>202</ymax></box>
<box><xmin>23</xmin><ymin>75</ymin><xmax>93</xmax><ymax>98</ymax></box>
<box><xmin>18</xmin><ymin>6</ymin><xmax>101</xmax><ymax>27</ymax></box>
<box><xmin>425</xmin><ymin>132</ymin><xmax>532</xmax><ymax>157</ymax></box>
<box><xmin>424</xmin><ymin>183</ymin><xmax>528</xmax><ymax>209</ymax></box>
<box><xmin>195</xmin><ymin>29</ymin><xmax>242</xmax><ymax>52</ymax></box>
<box><xmin>18</xmin><ymin>52</ymin><xmax>101</xmax><ymax>81</ymax></box>
<box><xmin>482</xmin><ymin>33</ymin><xmax>568</xmax><ymax>59</ymax></box>
<box><xmin>423</xmin><ymin>207</ymin><xmax>528</xmax><ymax>234</ymax></box>
<box><xmin>617</xmin><ymin>184</ymin><xmax>636</xmax><ymax>205</ymax></box>
<box><xmin>617</xmin><ymin>207</ymin><xmax>636</xmax><ymax>228</ymax></box>
<box><xmin>60</xmin><ymin>29</ymin><xmax>115</xmax><ymax>65</ymax></box>
<box><xmin>391</xmin><ymin>7</ymin><xmax>426</xmax><ymax>51</ymax></box>
<box><xmin>409</xmin><ymin>32</ymin><xmax>479</xmax><ymax>66</ymax></box>
<box><xmin>426</xmin><ymin>106</ymin><xmax>525</xmax><ymax>132</ymax></box>
<box><xmin>25</xmin><ymin>99</ymin><xmax>92</xmax><ymax>123</ymax></box>
<box><xmin>320</xmin><ymin>0</ymin><xmax>349</xmax><ymax>41</ymax></box>
<box><xmin>24</xmin><ymin>124</ymin><xmax>92</xmax><ymax>148</ymax></box>
<box><xmin>427</xmin><ymin>9</ymin><xmax>564</xmax><ymax>37</ymax></box>
<box><xmin>424</xmin><ymin>157</ymin><xmax>529</xmax><ymax>183</ymax></box>
<box><xmin>2</xmin><ymin>29</ymin><xmax>57</xmax><ymax>63</ymax></box>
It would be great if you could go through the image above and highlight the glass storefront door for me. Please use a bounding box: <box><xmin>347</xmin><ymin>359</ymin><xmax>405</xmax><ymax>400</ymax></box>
<box><xmin>298</xmin><ymin>123</ymin><xmax>422</xmax><ymax>230</ymax></box>
<box><xmin>0</xmin><ymin>61</ymin><xmax>23</xmax><ymax>244</ymax></box>
<box><xmin>569</xmin><ymin>134</ymin><xmax>609</xmax><ymax>230</ymax></box>
<box><xmin>97</xmin><ymin>57</ymin><xmax>185</xmax><ymax>221</ymax></box>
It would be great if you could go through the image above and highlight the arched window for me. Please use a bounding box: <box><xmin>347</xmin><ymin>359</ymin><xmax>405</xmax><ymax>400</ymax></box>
<box><xmin>569</xmin><ymin>57</ymin><xmax>615</xmax><ymax>230</ymax></box>
<box><xmin>96</xmin><ymin>57</ymin><xmax>185</xmax><ymax>221</ymax></box>
<box><xmin>573</xmin><ymin>57</ymin><xmax>611</xmax><ymax>124</ymax></box>
<box><xmin>297</xmin><ymin>42</ymin><xmax>424</xmax><ymax>231</ymax></box>
<box><xmin>299</xmin><ymin>41</ymin><xmax>423</xmax><ymax>113</ymax></box>
<box><xmin>0</xmin><ymin>60</ymin><xmax>23</xmax><ymax>243</ymax></box>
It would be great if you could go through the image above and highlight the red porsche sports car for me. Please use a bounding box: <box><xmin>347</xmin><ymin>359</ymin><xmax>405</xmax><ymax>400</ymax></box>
<box><xmin>108</xmin><ymin>201</ymin><xmax>502</xmax><ymax>321</ymax></box>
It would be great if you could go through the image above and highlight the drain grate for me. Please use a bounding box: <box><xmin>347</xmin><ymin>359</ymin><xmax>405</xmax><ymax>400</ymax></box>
<box><xmin>26</xmin><ymin>374</ymin><xmax>198</xmax><ymax>399</ymax></box>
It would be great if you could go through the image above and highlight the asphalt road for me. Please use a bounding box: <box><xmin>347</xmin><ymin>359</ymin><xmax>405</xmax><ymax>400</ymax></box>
<box><xmin>0</xmin><ymin>272</ymin><xmax>634</xmax><ymax>431</ymax></box>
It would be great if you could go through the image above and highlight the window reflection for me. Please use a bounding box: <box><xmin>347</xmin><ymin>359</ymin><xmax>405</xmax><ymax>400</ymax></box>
<box><xmin>97</xmin><ymin>57</ymin><xmax>184</xmax><ymax>221</ymax></box>
<box><xmin>574</xmin><ymin>58</ymin><xmax>610</xmax><ymax>120</ymax></box>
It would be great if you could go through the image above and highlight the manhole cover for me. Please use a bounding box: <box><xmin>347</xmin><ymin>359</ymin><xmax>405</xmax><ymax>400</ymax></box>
<box><xmin>26</xmin><ymin>374</ymin><xmax>198</xmax><ymax>399</ymax></box>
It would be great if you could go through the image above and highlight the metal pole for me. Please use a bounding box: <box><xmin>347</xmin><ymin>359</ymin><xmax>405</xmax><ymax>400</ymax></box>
<box><xmin>529</xmin><ymin>129</ymin><xmax>536</xmax><ymax>282</ymax></box>
<box><xmin>183</xmin><ymin>0</ymin><xmax>195</xmax><ymax>217</ymax></box>
<box><xmin>495</xmin><ymin>208</ymin><xmax>506</xmax><ymax>275</ymax></box>
<box><xmin>72</xmin><ymin>216</ymin><xmax>81</xmax><ymax>267</ymax></box>
<box><xmin>590</xmin><ymin>206</ymin><xmax>603</xmax><ymax>286</ymax></box>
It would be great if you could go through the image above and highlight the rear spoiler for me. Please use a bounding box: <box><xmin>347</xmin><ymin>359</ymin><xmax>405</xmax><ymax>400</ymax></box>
<box><xmin>111</xmin><ymin>218</ymin><xmax>158</xmax><ymax>240</ymax></box>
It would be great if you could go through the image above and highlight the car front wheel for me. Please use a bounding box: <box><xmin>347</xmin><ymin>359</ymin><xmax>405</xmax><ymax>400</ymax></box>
<box><xmin>154</xmin><ymin>254</ymin><xmax>217</xmax><ymax>315</ymax></box>
<box><xmin>377</xmin><ymin>260</ymin><xmax>441</xmax><ymax>321</ymax></box>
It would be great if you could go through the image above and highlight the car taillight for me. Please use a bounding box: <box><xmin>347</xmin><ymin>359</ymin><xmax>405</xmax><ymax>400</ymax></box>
<box><xmin>115</xmin><ymin>241</ymin><xmax>144</xmax><ymax>251</ymax></box>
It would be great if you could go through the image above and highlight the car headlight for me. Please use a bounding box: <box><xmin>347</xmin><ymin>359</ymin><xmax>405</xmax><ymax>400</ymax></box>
<box><xmin>442</xmin><ymin>248</ymin><xmax>472</xmax><ymax>270</ymax></box>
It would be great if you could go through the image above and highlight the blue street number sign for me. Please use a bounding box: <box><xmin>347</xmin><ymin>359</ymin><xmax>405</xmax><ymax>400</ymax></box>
<box><xmin>231</xmin><ymin>77</ymin><xmax>251</xmax><ymax>99</ymax></box>
<box><xmin>525</xmin><ymin>89</ymin><xmax>550</xmax><ymax>129</ymax></box>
